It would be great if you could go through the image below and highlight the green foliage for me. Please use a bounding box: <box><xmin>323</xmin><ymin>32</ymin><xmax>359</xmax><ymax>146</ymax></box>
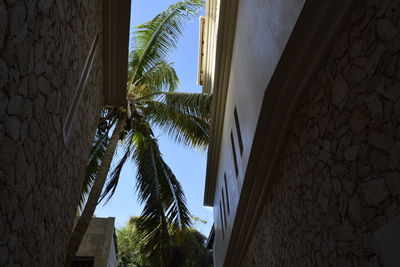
<box><xmin>117</xmin><ymin>217</ymin><xmax>213</xmax><ymax>267</ymax></box>
<box><xmin>117</xmin><ymin>217</ymin><xmax>150</xmax><ymax>267</ymax></box>
<box><xmin>169</xmin><ymin>228</ymin><xmax>213</xmax><ymax>267</ymax></box>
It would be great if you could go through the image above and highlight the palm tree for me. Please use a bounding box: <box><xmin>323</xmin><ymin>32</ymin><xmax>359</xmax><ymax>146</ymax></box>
<box><xmin>64</xmin><ymin>1</ymin><xmax>209</xmax><ymax>266</ymax></box>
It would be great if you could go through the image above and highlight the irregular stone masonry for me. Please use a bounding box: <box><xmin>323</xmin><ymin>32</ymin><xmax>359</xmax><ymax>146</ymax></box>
<box><xmin>0</xmin><ymin>0</ymin><xmax>103</xmax><ymax>266</ymax></box>
<box><xmin>242</xmin><ymin>1</ymin><xmax>400</xmax><ymax>266</ymax></box>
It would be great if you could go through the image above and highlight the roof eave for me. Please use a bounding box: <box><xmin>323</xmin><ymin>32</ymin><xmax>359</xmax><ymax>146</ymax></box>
<box><xmin>103</xmin><ymin>0</ymin><xmax>131</xmax><ymax>107</ymax></box>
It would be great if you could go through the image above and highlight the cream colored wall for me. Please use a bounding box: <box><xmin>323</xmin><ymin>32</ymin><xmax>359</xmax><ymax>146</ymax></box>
<box><xmin>76</xmin><ymin>217</ymin><xmax>117</xmax><ymax>267</ymax></box>
<box><xmin>211</xmin><ymin>0</ymin><xmax>305</xmax><ymax>266</ymax></box>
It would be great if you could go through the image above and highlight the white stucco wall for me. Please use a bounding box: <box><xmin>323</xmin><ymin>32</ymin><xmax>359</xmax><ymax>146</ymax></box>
<box><xmin>107</xmin><ymin>236</ymin><xmax>117</xmax><ymax>267</ymax></box>
<box><xmin>211</xmin><ymin>0</ymin><xmax>305</xmax><ymax>266</ymax></box>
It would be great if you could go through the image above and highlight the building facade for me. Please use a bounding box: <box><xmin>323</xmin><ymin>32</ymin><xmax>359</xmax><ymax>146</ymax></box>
<box><xmin>200</xmin><ymin>0</ymin><xmax>400</xmax><ymax>266</ymax></box>
<box><xmin>73</xmin><ymin>217</ymin><xmax>118</xmax><ymax>267</ymax></box>
<box><xmin>0</xmin><ymin>1</ymin><xmax>130</xmax><ymax>265</ymax></box>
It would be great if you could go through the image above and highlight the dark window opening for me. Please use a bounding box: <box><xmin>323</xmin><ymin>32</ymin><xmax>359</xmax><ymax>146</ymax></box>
<box><xmin>234</xmin><ymin>107</ymin><xmax>244</xmax><ymax>156</ymax></box>
<box><xmin>222</xmin><ymin>188</ymin><xmax>227</xmax><ymax>227</ymax></box>
<box><xmin>71</xmin><ymin>256</ymin><xmax>94</xmax><ymax>267</ymax></box>
<box><xmin>230</xmin><ymin>131</ymin><xmax>239</xmax><ymax>177</ymax></box>
<box><xmin>219</xmin><ymin>201</ymin><xmax>224</xmax><ymax>239</ymax></box>
<box><xmin>224</xmin><ymin>173</ymin><xmax>230</xmax><ymax>215</ymax></box>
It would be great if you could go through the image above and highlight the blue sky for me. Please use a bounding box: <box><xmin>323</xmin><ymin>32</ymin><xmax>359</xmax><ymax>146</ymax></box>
<box><xmin>95</xmin><ymin>0</ymin><xmax>213</xmax><ymax>236</ymax></box>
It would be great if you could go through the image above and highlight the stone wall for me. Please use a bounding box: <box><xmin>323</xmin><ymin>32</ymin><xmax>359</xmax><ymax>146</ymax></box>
<box><xmin>0</xmin><ymin>0</ymin><xmax>103</xmax><ymax>266</ymax></box>
<box><xmin>241</xmin><ymin>0</ymin><xmax>400</xmax><ymax>266</ymax></box>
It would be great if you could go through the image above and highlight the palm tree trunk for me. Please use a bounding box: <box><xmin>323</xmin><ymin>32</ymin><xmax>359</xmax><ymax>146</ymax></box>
<box><xmin>64</xmin><ymin>113</ymin><xmax>126</xmax><ymax>267</ymax></box>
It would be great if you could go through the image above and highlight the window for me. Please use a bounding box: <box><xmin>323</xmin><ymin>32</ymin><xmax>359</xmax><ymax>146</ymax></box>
<box><xmin>219</xmin><ymin>201</ymin><xmax>224</xmax><ymax>239</ymax></box>
<box><xmin>230</xmin><ymin>131</ymin><xmax>239</xmax><ymax>177</ymax></box>
<box><xmin>63</xmin><ymin>34</ymin><xmax>99</xmax><ymax>142</ymax></box>
<box><xmin>234</xmin><ymin>107</ymin><xmax>243</xmax><ymax>156</ymax></box>
<box><xmin>224</xmin><ymin>173</ymin><xmax>230</xmax><ymax>215</ymax></box>
<box><xmin>71</xmin><ymin>257</ymin><xmax>94</xmax><ymax>267</ymax></box>
<box><xmin>222</xmin><ymin>188</ymin><xmax>227</xmax><ymax>227</ymax></box>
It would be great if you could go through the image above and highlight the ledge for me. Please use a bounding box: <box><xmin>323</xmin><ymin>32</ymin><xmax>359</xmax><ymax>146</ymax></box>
<box><xmin>204</xmin><ymin>0</ymin><xmax>240</xmax><ymax>206</ymax></box>
<box><xmin>103</xmin><ymin>0</ymin><xmax>131</xmax><ymax>107</ymax></box>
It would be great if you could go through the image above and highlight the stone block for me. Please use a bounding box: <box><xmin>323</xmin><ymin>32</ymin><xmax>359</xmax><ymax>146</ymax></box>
<box><xmin>342</xmin><ymin>179</ymin><xmax>355</xmax><ymax>194</ymax></box>
<box><xmin>367</xmin><ymin>94</ymin><xmax>383</xmax><ymax>118</ymax></box>
<box><xmin>0</xmin><ymin>124</ymin><xmax>4</xmax><ymax>145</ymax></box>
<box><xmin>0</xmin><ymin>1</ymin><xmax>7</xmax><ymax>51</ymax></box>
<box><xmin>37</xmin><ymin>76</ymin><xmax>52</xmax><ymax>95</ymax></box>
<box><xmin>344</xmin><ymin>145</ymin><xmax>359</xmax><ymax>161</ymax></box>
<box><xmin>335</xmin><ymin>224</ymin><xmax>355</xmax><ymax>242</ymax></box>
<box><xmin>0</xmin><ymin>58</ymin><xmax>8</xmax><ymax>88</ymax></box>
<box><xmin>366</xmin><ymin>256</ymin><xmax>381</xmax><ymax>267</ymax></box>
<box><xmin>385</xmin><ymin>172</ymin><xmax>400</xmax><ymax>195</ymax></box>
<box><xmin>38</xmin><ymin>0</ymin><xmax>54</xmax><ymax>14</ymax></box>
<box><xmin>317</xmin><ymin>192</ymin><xmax>329</xmax><ymax>211</ymax></box>
<box><xmin>7</xmin><ymin>233</ymin><xmax>17</xmax><ymax>251</ymax></box>
<box><xmin>361</xmin><ymin>179</ymin><xmax>389</xmax><ymax>206</ymax></box>
<box><xmin>387</xmin><ymin>35</ymin><xmax>400</xmax><ymax>53</ymax></box>
<box><xmin>350</xmin><ymin>108</ymin><xmax>369</xmax><ymax>133</ymax></box>
<box><xmin>343</xmin><ymin>64</ymin><xmax>367</xmax><ymax>85</ymax></box>
<box><xmin>373</xmin><ymin>215</ymin><xmax>400</xmax><ymax>267</ymax></box>
<box><xmin>389</xmin><ymin>142</ymin><xmax>400</xmax><ymax>170</ymax></box>
<box><xmin>4</xmin><ymin>116</ymin><xmax>21</xmax><ymax>141</ymax></box>
<box><xmin>331</xmin><ymin>162</ymin><xmax>348</xmax><ymax>177</ymax></box>
<box><xmin>384</xmin><ymin>201</ymin><xmax>400</xmax><ymax>219</ymax></box>
<box><xmin>332</xmin><ymin>75</ymin><xmax>349</xmax><ymax>105</ymax></box>
<box><xmin>394</xmin><ymin>99</ymin><xmax>400</xmax><ymax>123</ymax></box>
<box><xmin>7</xmin><ymin>96</ymin><xmax>32</xmax><ymax>119</ymax></box>
<box><xmin>332</xmin><ymin>178</ymin><xmax>341</xmax><ymax>194</ymax></box>
<box><xmin>0</xmin><ymin>246</ymin><xmax>8</xmax><ymax>265</ymax></box>
<box><xmin>377</xmin><ymin>19</ymin><xmax>398</xmax><ymax>41</ymax></box>
<box><xmin>9</xmin><ymin>1</ymin><xmax>26</xmax><ymax>38</ymax></box>
<box><xmin>378</xmin><ymin>83</ymin><xmax>400</xmax><ymax>103</ymax></box>
<box><xmin>349</xmin><ymin>194</ymin><xmax>362</xmax><ymax>223</ymax></box>
<box><xmin>339</xmin><ymin>134</ymin><xmax>352</xmax><ymax>149</ymax></box>
<box><xmin>366</xmin><ymin>43</ymin><xmax>385</xmax><ymax>74</ymax></box>
<box><xmin>368</xmin><ymin>132</ymin><xmax>393</xmax><ymax>154</ymax></box>
<box><xmin>370</xmin><ymin>149</ymin><xmax>389</xmax><ymax>171</ymax></box>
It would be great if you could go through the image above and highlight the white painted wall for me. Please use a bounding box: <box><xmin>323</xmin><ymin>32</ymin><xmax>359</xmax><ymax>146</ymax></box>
<box><xmin>211</xmin><ymin>0</ymin><xmax>305</xmax><ymax>266</ymax></box>
<box><xmin>107</xmin><ymin>236</ymin><xmax>118</xmax><ymax>267</ymax></box>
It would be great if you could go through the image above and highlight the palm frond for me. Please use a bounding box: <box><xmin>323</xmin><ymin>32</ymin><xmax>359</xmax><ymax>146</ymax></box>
<box><xmin>129</xmin><ymin>0</ymin><xmax>203</xmax><ymax>88</ymax></box>
<box><xmin>132</xmin><ymin>126</ymin><xmax>191</xmax><ymax>263</ymax></box>
<box><xmin>98</xmin><ymin>129</ymin><xmax>136</xmax><ymax>204</ymax></box>
<box><xmin>132</xmin><ymin>60</ymin><xmax>179</xmax><ymax>96</ymax></box>
<box><xmin>133</xmin><ymin>130</ymin><xmax>170</xmax><ymax>262</ymax></box>
<box><xmin>159</xmin><ymin>160</ymin><xmax>191</xmax><ymax>229</ymax></box>
<box><xmin>98</xmin><ymin>149</ymin><xmax>129</xmax><ymax>205</ymax></box>
<box><xmin>162</xmin><ymin>92</ymin><xmax>211</xmax><ymax>120</ymax></box>
<box><xmin>79</xmin><ymin>137</ymin><xmax>107</xmax><ymax>211</ymax></box>
<box><xmin>143</xmin><ymin>93</ymin><xmax>211</xmax><ymax>150</ymax></box>
<box><xmin>78</xmin><ymin>109</ymin><xmax>117</xmax><ymax>211</ymax></box>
